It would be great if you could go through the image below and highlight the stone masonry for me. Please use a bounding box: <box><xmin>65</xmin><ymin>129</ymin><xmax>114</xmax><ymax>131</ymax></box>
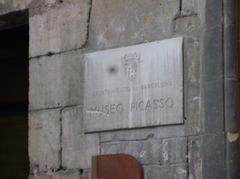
<box><xmin>0</xmin><ymin>0</ymin><xmax>239</xmax><ymax>178</ymax></box>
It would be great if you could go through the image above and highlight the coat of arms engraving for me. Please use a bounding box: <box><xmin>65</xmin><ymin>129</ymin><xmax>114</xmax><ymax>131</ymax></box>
<box><xmin>122</xmin><ymin>52</ymin><xmax>141</xmax><ymax>81</ymax></box>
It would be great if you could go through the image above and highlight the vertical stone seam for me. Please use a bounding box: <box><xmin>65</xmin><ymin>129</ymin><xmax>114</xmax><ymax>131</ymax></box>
<box><xmin>223</xmin><ymin>0</ymin><xmax>240</xmax><ymax>178</ymax></box>
<box><xmin>59</xmin><ymin>108</ymin><xmax>64</xmax><ymax>170</ymax></box>
<box><xmin>186</xmin><ymin>136</ymin><xmax>190</xmax><ymax>178</ymax></box>
<box><xmin>179</xmin><ymin>0</ymin><xmax>182</xmax><ymax>14</ymax></box>
<box><xmin>83</xmin><ymin>0</ymin><xmax>93</xmax><ymax>48</ymax></box>
<box><xmin>222</xmin><ymin>0</ymin><xmax>225</xmax><ymax>130</ymax></box>
<box><xmin>221</xmin><ymin>1</ymin><xmax>227</xmax><ymax>178</ymax></box>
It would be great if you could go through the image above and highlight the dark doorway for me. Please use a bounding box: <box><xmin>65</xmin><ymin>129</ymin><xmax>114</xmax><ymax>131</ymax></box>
<box><xmin>0</xmin><ymin>11</ymin><xmax>29</xmax><ymax>179</ymax></box>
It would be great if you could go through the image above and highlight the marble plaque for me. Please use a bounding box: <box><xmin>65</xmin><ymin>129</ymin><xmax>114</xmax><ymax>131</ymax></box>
<box><xmin>84</xmin><ymin>37</ymin><xmax>184</xmax><ymax>132</ymax></box>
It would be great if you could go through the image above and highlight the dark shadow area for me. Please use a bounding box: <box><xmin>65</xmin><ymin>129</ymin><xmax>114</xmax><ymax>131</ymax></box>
<box><xmin>0</xmin><ymin>11</ymin><xmax>29</xmax><ymax>179</ymax></box>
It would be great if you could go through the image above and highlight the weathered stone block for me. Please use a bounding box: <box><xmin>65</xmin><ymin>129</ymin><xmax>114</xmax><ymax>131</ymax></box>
<box><xmin>0</xmin><ymin>0</ymin><xmax>57</xmax><ymax>15</ymax></box>
<box><xmin>29</xmin><ymin>174</ymin><xmax>53</xmax><ymax>179</ymax></box>
<box><xmin>225</xmin><ymin>79</ymin><xmax>240</xmax><ymax>131</ymax></box>
<box><xmin>188</xmin><ymin>136</ymin><xmax>202</xmax><ymax>179</ymax></box>
<box><xmin>143</xmin><ymin>164</ymin><xmax>187</xmax><ymax>179</ymax></box>
<box><xmin>29</xmin><ymin>109</ymin><xmax>61</xmax><ymax>172</ymax></box>
<box><xmin>101</xmin><ymin>137</ymin><xmax>187</xmax><ymax>165</ymax></box>
<box><xmin>183</xmin><ymin>38</ymin><xmax>201</xmax><ymax>135</ymax></box>
<box><xmin>181</xmin><ymin>0</ymin><xmax>200</xmax><ymax>15</ymax></box>
<box><xmin>203</xmin><ymin>80</ymin><xmax>224</xmax><ymax>133</ymax></box>
<box><xmin>62</xmin><ymin>106</ymin><xmax>99</xmax><ymax>169</ymax></box>
<box><xmin>29</xmin><ymin>0</ymin><xmax>90</xmax><ymax>57</ymax></box>
<box><xmin>79</xmin><ymin>169</ymin><xmax>90</xmax><ymax>179</ymax></box>
<box><xmin>188</xmin><ymin>134</ymin><xmax>226</xmax><ymax>179</ymax></box>
<box><xmin>173</xmin><ymin>15</ymin><xmax>201</xmax><ymax>36</ymax></box>
<box><xmin>29</xmin><ymin>50</ymin><xmax>84</xmax><ymax>109</ymax></box>
<box><xmin>224</xmin><ymin>23</ymin><xmax>239</xmax><ymax>79</ymax></box>
<box><xmin>205</xmin><ymin>0</ymin><xmax>222</xmax><ymax>30</ymax></box>
<box><xmin>226</xmin><ymin>132</ymin><xmax>240</xmax><ymax>179</ymax></box>
<box><xmin>224</xmin><ymin>0</ymin><xmax>239</xmax><ymax>26</ymax></box>
<box><xmin>203</xmin><ymin>27</ymin><xmax>223</xmax><ymax>82</ymax></box>
<box><xmin>55</xmin><ymin>169</ymin><xmax>81</xmax><ymax>179</ymax></box>
<box><xmin>29</xmin><ymin>169</ymin><xmax>82</xmax><ymax>179</ymax></box>
<box><xmin>89</xmin><ymin>0</ymin><xmax>179</xmax><ymax>50</ymax></box>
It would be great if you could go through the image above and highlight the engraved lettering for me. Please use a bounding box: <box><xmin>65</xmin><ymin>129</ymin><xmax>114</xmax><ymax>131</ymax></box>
<box><xmin>131</xmin><ymin>102</ymin><xmax>136</xmax><ymax>111</ymax></box>
<box><xmin>166</xmin><ymin>97</ymin><xmax>174</xmax><ymax>108</ymax></box>
<box><xmin>159</xmin><ymin>98</ymin><xmax>164</xmax><ymax>108</ymax></box>
<box><xmin>116</xmin><ymin>104</ymin><xmax>124</xmax><ymax>113</ymax></box>
<box><xmin>89</xmin><ymin>103</ymin><xmax>124</xmax><ymax>115</ymax></box>
<box><xmin>130</xmin><ymin>98</ymin><xmax>174</xmax><ymax>112</ymax></box>
<box><xmin>145</xmin><ymin>100</ymin><xmax>152</xmax><ymax>110</ymax></box>
<box><xmin>153</xmin><ymin>99</ymin><xmax>159</xmax><ymax>109</ymax></box>
<box><xmin>139</xmin><ymin>101</ymin><xmax>144</xmax><ymax>111</ymax></box>
<box><xmin>110</xmin><ymin>104</ymin><xmax>116</xmax><ymax>114</ymax></box>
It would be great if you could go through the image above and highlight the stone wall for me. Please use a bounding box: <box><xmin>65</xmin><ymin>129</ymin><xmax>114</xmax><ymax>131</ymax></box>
<box><xmin>0</xmin><ymin>0</ymin><xmax>239</xmax><ymax>178</ymax></box>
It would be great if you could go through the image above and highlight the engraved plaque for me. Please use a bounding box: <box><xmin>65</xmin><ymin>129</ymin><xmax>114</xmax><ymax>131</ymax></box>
<box><xmin>84</xmin><ymin>37</ymin><xmax>183</xmax><ymax>132</ymax></box>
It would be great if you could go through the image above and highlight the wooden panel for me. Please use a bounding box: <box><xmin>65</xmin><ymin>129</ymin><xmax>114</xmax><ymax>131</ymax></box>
<box><xmin>92</xmin><ymin>154</ymin><xmax>142</xmax><ymax>179</ymax></box>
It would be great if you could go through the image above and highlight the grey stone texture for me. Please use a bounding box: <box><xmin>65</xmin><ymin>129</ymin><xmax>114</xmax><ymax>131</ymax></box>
<box><xmin>101</xmin><ymin>137</ymin><xmax>187</xmax><ymax>166</ymax></box>
<box><xmin>224</xmin><ymin>1</ymin><xmax>240</xmax><ymax>178</ymax></box>
<box><xmin>226</xmin><ymin>132</ymin><xmax>240</xmax><ymax>179</ymax></box>
<box><xmin>143</xmin><ymin>164</ymin><xmax>187</xmax><ymax>179</ymax></box>
<box><xmin>29</xmin><ymin>50</ymin><xmax>84</xmax><ymax>110</ymax></box>
<box><xmin>29</xmin><ymin>169</ymin><xmax>86</xmax><ymax>179</ymax></box>
<box><xmin>173</xmin><ymin>15</ymin><xmax>201</xmax><ymax>37</ymax></box>
<box><xmin>202</xmin><ymin>80</ymin><xmax>224</xmax><ymax>132</ymax></box>
<box><xmin>202</xmin><ymin>0</ymin><xmax>224</xmax><ymax>133</ymax></box>
<box><xmin>181</xmin><ymin>0</ymin><xmax>202</xmax><ymax>16</ymax></box>
<box><xmin>0</xmin><ymin>0</ymin><xmax>57</xmax><ymax>16</ymax></box>
<box><xmin>89</xmin><ymin>0</ymin><xmax>180</xmax><ymax>50</ymax></box>
<box><xmin>183</xmin><ymin>37</ymin><xmax>201</xmax><ymax>135</ymax></box>
<box><xmin>224</xmin><ymin>79</ymin><xmax>240</xmax><ymax>131</ymax></box>
<box><xmin>62</xmin><ymin>106</ymin><xmax>99</xmax><ymax>169</ymax></box>
<box><xmin>29</xmin><ymin>0</ymin><xmax>91</xmax><ymax>57</ymax></box>
<box><xmin>188</xmin><ymin>134</ymin><xmax>226</xmax><ymax>179</ymax></box>
<box><xmin>29</xmin><ymin>109</ymin><xmax>61</xmax><ymax>172</ymax></box>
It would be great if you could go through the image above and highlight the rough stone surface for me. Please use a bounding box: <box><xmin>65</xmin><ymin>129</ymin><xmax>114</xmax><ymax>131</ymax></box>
<box><xmin>189</xmin><ymin>134</ymin><xmax>226</xmax><ymax>179</ymax></box>
<box><xmin>188</xmin><ymin>136</ymin><xmax>202</xmax><ymax>179</ymax></box>
<box><xmin>226</xmin><ymin>133</ymin><xmax>240</xmax><ymax>179</ymax></box>
<box><xmin>173</xmin><ymin>15</ymin><xmax>201</xmax><ymax>37</ymax></box>
<box><xmin>0</xmin><ymin>0</ymin><xmax>57</xmax><ymax>15</ymax></box>
<box><xmin>203</xmin><ymin>80</ymin><xmax>224</xmax><ymax>132</ymax></box>
<box><xmin>62</xmin><ymin>106</ymin><xmax>99</xmax><ymax>169</ymax></box>
<box><xmin>29</xmin><ymin>50</ymin><xmax>84</xmax><ymax>110</ymax></box>
<box><xmin>29</xmin><ymin>0</ymin><xmax>90</xmax><ymax>57</ymax></box>
<box><xmin>183</xmin><ymin>37</ymin><xmax>201</xmax><ymax>135</ymax></box>
<box><xmin>29</xmin><ymin>169</ymin><xmax>82</xmax><ymax>179</ymax></box>
<box><xmin>224</xmin><ymin>0</ymin><xmax>238</xmax><ymax>26</ymax></box>
<box><xmin>29</xmin><ymin>109</ymin><xmax>61</xmax><ymax>172</ymax></box>
<box><xmin>203</xmin><ymin>27</ymin><xmax>223</xmax><ymax>82</ymax></box>
<box><xmin>224</xmin><ymin>23</ymin><xmax>239</xmax><ymax>79</ymax></box>
<box><xmin>101</xmin><ymin>137</ymin><xmax>187</xmax><ymax>166</ymax></box>
<box><xmin>225</xmin><ymin>79</ymin><xmax>240</xmax><ymax>131</ymax></box>
<box><xmin>89</xmin><ymin>0</ymin><xmax>179</xmax><ymax>50</ymax></box>
<box><xmin>181</xmin><ymin>0</ymin><xmax>201</xmax><ymax>15</ymax></box>
<box><xmin>205</xmin><ymin>0</ymin><xmax>222</xmax><ymax>31</ymax></box>
<box><xmin>143</xmin><ymin>164</ymin><xmax>187</xmax><ymax>179</ymax></box>
<box><xmin>202</xmin><ymin>1</ymin><xmax>224</xmax><ymax>133</ymax></box>
<box><xmin>79</xmin><ymin>169</ymin><xmax>90</xmax><ymax>179</ymax></box>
